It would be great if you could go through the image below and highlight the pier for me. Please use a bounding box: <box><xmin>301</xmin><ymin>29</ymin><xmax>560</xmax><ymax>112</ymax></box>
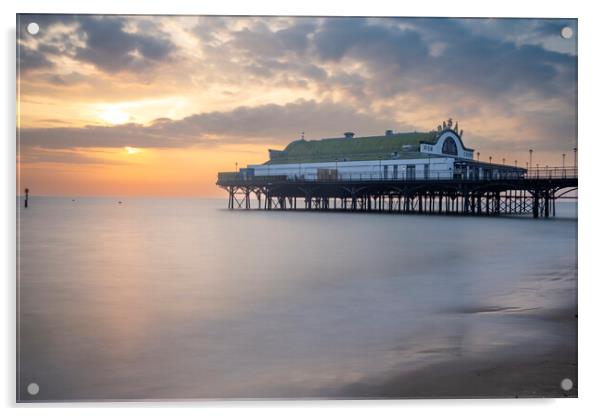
<box><xmin>217</xmin><ymin>167</ymin><xmax>577</xmax><ymax>218</ymax></box>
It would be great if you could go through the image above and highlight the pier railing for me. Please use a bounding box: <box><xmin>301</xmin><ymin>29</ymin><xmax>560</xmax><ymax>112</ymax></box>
<box><xmin>217</xmin><ymin>167</ymin><xmax>577</xmax><ymax>184</ymax></box>
<box><xmin>524</xmin><ymin>167</ymin><xmax>578</xmax><ymax>179</ymax></box>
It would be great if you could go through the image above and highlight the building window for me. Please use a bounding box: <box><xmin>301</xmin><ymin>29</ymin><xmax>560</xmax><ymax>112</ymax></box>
<box><xmin>442</xmin><ymin>137</ymin><xmax>458</xmax><ymax>156</ymax></box>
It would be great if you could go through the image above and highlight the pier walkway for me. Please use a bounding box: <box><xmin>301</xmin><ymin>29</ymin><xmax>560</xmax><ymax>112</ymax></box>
<box><xmin>217</xmin><ymin>167</ymin><xmax>577</xmax><ymax>218</ymax></box>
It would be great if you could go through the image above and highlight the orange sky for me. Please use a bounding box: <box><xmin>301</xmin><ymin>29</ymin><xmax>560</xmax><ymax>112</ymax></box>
<box><xmin>17</xmin><ymin>15</ymin><xmax>578</xmax><ymax>196</ymax></box>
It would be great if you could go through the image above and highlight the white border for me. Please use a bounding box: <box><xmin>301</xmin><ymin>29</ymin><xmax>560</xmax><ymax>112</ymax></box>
<box><xmin>3</xmin><ymin>1</ymin><xmax>600</xmax><ymax>415</ymax></box>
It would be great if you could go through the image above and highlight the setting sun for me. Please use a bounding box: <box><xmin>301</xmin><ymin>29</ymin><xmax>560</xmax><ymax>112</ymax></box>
<box><xmin>100</xmin><ymin>107</ymin><xmax>130</xmax><ymax>125</ymax></box>
<box><xmin>124</xmin><ymin>146</ymin><xmax>142</xmax><ymax>155</ymax></box>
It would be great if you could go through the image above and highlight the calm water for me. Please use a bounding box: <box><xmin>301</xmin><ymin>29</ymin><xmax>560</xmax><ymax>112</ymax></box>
<box><xmin>17</xmin><ymin>197</ymin><xmax>577</xmax><ymax>400</ymax></box>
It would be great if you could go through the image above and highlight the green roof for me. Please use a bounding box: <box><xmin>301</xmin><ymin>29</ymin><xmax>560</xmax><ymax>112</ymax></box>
<box><xmin>266</xmin><ymin>131</ymin><xmax>438</xmax><ymax>164</ymax></box>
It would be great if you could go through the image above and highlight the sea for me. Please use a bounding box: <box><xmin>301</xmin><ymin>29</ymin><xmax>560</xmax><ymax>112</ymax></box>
<box><xmin>17</xmin><ymin>197</ymin><xmax>578</xmax><ymax>400</ymax></box>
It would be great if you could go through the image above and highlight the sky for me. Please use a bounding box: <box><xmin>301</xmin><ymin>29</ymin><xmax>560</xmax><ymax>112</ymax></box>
<box><xmin>17</xmin><ymin>15</ymin><xmax>577</xmax><ymax>196</ymax></box>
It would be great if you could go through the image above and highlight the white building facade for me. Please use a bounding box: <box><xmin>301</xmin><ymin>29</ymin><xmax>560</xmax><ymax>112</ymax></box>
<box><xmin>240</xmin><ymin>125</ymin><xmax>525</xmax><ymax>181</ymax></box>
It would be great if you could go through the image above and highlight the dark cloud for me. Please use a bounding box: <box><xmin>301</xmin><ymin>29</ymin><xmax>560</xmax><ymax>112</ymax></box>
<box><xmin>190</xmin><ymin>17</ymin><xmax>576</xmax><ymax>105</ymax></box>
<box><xmin>313</xmin><ymin>17</ymin><xmax>429</xmax><ymax>65</ymax></box>
<box><xmin>17</xmin><ymin>14</ymin><xmax>78</xmax><ymax>37</ymax></box>
<box><xmin>171</xmin><ymin>99</ymin><xmax>398</xmax><ymax>139</ymax></box>
<box><xmin>191</xmin><ymin>16</ymin><xmax>230</xmax><ymax>44</ymax></box>
<box><xmin>277</xmin><ymin>20</ymin><xmax>316</xmax><ymax>54</ymax></box>
<box><xmin>17</xmin><ymin>14</ymin><xmax>175</xmax><ymax>74</ymax></box>
<box><xmin>216</xmin><ymin>19</ymin><xmax>317</xmax><ymax>60</ymax></box>
<box><xmin>19</xmin><ymin>100</ymin><xmax>402</xmax><ymax>152</ymax></box>
<box><xmin>43</xmin><ymin>71</ymin><xmax>88</xmax><ymax>86</ymax></box>
<box><xmin>17</xmin><ymin>44</ymin><xmax>54</xmax><ymax>73</ymax></box>
<box><xmin>307</xmin><ymin>17</ymin><xmax>577</xmax><ymax>101</ymax></box>
<box><xmin>19</xmin><ymin>15</ymin><xmax>576</xmax><ymax>102</ymax></box>
<box><xmin>411</xmin><ymin>18</ymin><xmax>577</xmax><ymax>99</ymax></box>
<box><xmin>74</xmin><ymin>16</ymin><xmax>173</xmax><ymax>72</ymax></box>
<box><xmin>17</xmin><ymin>15</ymin><xmax>77</xmax><ymax>73</ymax></box>
<box><xmin>455</xmin><ymin>18</ymin><xmax>577</xmax><ymax>51</ymax></box>
<box><xmin>243</xmin><ymin>56</ymin><xmax>328</xmax><ymax>86</ymax></box>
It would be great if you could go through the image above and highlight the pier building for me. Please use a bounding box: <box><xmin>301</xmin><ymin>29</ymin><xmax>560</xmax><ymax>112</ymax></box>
<box><xmin>217</xmin><ymin>120</ymin><xmax>577</xmax><ymax>218</ymax></box>
<box><xmin>240</xmin><ymin>119</ymin><xmax>525</xmax><ymax>181</ymax></box>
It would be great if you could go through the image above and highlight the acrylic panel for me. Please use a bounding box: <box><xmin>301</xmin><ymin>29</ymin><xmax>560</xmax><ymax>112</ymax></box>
<box><xmin>16</xmin><ymin>14</ymin><xmax>578</xmax><ymax>401</ymax></box>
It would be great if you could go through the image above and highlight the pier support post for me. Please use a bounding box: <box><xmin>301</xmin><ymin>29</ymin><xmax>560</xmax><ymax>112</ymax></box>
<box><xmin>495</xmin><ymin>192</ymin><xmax>501</xmax><ymax>215</ymax></box>
<box><xmin>544</xmin><ymin>190</ymin><xmax>550</xmax><ymax>218</ymax></box>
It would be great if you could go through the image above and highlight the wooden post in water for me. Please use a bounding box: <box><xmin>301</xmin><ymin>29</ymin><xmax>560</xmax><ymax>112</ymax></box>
<box><xmin>24</xmin><ymin>188</ymin><xmax>29</xmax><ymax>208</ymax></box>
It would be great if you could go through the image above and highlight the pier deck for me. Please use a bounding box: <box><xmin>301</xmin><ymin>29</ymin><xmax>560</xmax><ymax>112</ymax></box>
<box><xmin>217</xmin><ymin>168</ymin><xmax>577</xmax><ymax>218</ymax></box>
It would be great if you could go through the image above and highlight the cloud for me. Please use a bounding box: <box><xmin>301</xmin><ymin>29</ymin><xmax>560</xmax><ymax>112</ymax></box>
<box><xmin>17</xmin><ymin>15</ymin><xmax>175</xmax><ymax>74</ymax></box>
<box><xmin>227</xmin><ymin>19</ymin><xmax>317</xmax><ymax>59</ymax></box>
<box><xmin>187</xmin><ymin>16</ymin><xmax>576</xmax><ymax>108</ymax></box>
<box><xmin>19</xmin><ymin>100</ymin><xmax>403</xmax><ymax>151</ymax></box>
<box><xmin>75</xmin><ymin>16</ymin><xmax>173</xmax><ymax>72</ymax></box>
<box><xmin>19</xmin><ymin>15</ymin><xmax>577</xmax><ymax>103</ymax></box>
<box><xmin>19</xmin><ymin>147</ymin><xmax>131</xmax><ymax>165</ymax></box>
<box><xmin>17</xmin><ymin>14</ymin><xmax>78</xmax><ymax>36</ymax></box>
<box><xmin>18</xmin><ymin>15</ymin><xmax>578</xmax><ymax>161</ymax></box>
<box><xmin>306</xmin><ymin>17</ymin><xmax>577</xmax><ymax>101</ymax></box>
<box><xmin>413</xmin><ymin>19</ymin><xmax>576</xmax><ymax>99</ymax></box>
<box><xmin>453</xmin><ymin>19</ymin><xmax>577</xmax><ymax>55</ymax></box>
<box><xmin>313</xmin><ymin>17</ymin><xmax>429</xmax><ymax>65</ymax></box>
<box><xmin>17</xmin><ymin>44</ymin><xmax>54</xmax><ymax>72</ymax></box>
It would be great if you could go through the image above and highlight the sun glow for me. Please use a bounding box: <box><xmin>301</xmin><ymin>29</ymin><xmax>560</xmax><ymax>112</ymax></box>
<box><xmin>124</xmin><ymin>146</ymin><xmax>142</xmax><ymax>155</ymax></box>
<box><xmin>100</xmin><ymin>107</ymin><xmax>130</xmax><ymax>125</ymax></box>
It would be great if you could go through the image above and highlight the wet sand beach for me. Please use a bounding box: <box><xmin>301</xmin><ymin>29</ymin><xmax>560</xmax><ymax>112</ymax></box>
<box><xmin>312</xmin><ymin>305</ymin><xmax>578</xmax><ymax>399</ymax></box>
<box><xmin>338</xmin><ymin>333</ymin><xmax>577</xmax><ymax>399</ymax></box>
